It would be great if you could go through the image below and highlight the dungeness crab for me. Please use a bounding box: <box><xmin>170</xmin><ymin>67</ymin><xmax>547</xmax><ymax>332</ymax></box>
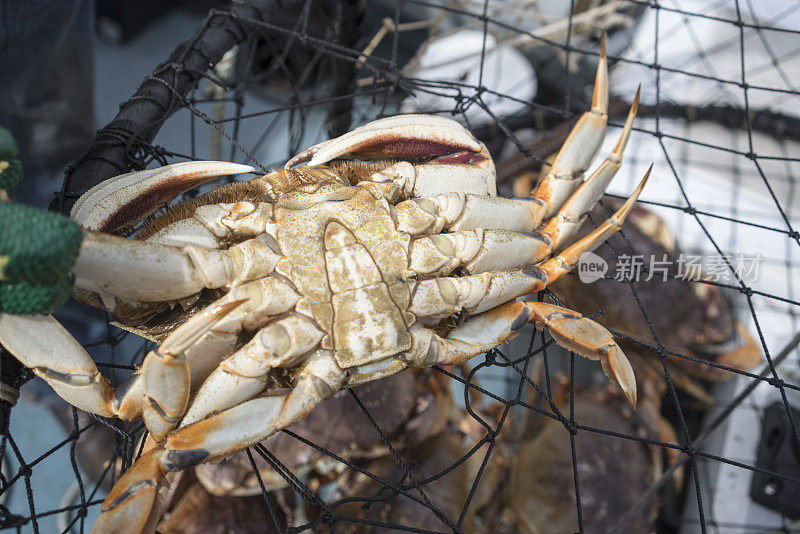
<box><xmin>0</xmin><ymin>39</ymin><xmax>650</xmax><ymax>533</ymax></box>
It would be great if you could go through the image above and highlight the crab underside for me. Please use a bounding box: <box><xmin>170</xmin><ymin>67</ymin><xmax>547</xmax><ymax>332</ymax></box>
<box><xmin>0</xmin><ymin>39</ymin><xmax>653</xmax><ymax>534</ymax></box>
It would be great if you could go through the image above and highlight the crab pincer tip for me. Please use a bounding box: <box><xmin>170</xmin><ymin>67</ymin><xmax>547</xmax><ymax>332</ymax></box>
<box><xmin>160</xmin><ymin>298</ymin><xmax>248</xmax><ymax>355</ymax></box>
<box><xmin>600</xmin><ymin>30</ymin><xmax>606</xmax><ymax>58</ymax></box>
<box><xmin>608</xmin><ymin>344</ymin><xmax>638</xmax><ymax>408</ymax></box>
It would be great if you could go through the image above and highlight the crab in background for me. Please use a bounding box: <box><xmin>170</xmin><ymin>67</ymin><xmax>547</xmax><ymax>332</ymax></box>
<box><xmin>156</xmin><ymin>480</ymin><xmax>287</xmax><ymax>534</ymax></box>
<box><xmin>548</xmin><ymin>198</ymin><xmax>761</xmax><ymax>404</ymax></box>
<box><xmin>0</xmin><ymin>39</ymin><xmax>652</xmax><ymax>533</ymax></box>
<box><xmin>149</xmin><ymin>364</ymin><xmax>677</xmax><ymax>533</ymax></box>
<box><xmin>506</xmin><ymin>377</ymin><xmax>677</xmax><ymax>534</ymax></box>
<box><xmin>190</xmin><ymin>368</ymin><xmax>451</xmax><ymax>497</ymax></box>
<box><xmin>299</xmin><ymin>374</ymin><xmax>510</xmax><ymax>533</ymax></box>
<box><xmin>307</xmin><ymin>413</ymin><xmax>509</xmax><ymax>532</ymax></box>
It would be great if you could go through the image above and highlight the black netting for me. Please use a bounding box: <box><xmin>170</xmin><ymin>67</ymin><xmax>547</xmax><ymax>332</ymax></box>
<box><xmin>2</xmin><ymin>0</ymin><xmax>800</xmax><ymax>532</ymax></box>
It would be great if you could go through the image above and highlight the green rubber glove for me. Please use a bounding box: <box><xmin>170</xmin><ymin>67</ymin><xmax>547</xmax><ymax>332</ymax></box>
<box><xmin>0</xmin><ymin>126</ymin><xmax>23</xmax><ymax>195</ymax></box>
<box><xmin>0</xmin><ymin>275</ymin><xmax>77</xmax><ymax>315</ymax></box>
<box><xmin>0</xmin><ymin>203</ymin><xmax>84</xmax><ymax>315</ymax></box>
<box><xmin>0</xmin><ymin>126</ymin><xmax>84</xmax><ymax>314</ymax></box>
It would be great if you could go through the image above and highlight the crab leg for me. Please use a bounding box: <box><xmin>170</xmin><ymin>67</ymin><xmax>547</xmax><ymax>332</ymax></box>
<box><xmin>167</xmin><ymin>351</ymin><xmax>346</xmax><ymax>461</ymax></box>
<box><xmin>141</xmin><ymin>300</ymin><xmax>245</xmax><ymax>441</ymax></box>
<box><xmin>532</xmin><ymin>34</ymin><xmax>609</xmax><ymax>219</ymax></box>
<box><xmin>537</xmin><ymin>87</ymin><xmax>640</xmax><ymax>250</ymax></box>
<box><xmin>411</xmin><ymin>269</ymin><xmax>541</xmax><ymax>321</ymax></box>
<box><xmin>0</xmin><ymin>314</ymin><xmax>117</xmax><ymax>417</ymax></box>
<box><xmin>71</xmin><ymin>161</ymin><xmax>254</xmax><ymax>233</ymax></box>
<box><xmin>92</xmin><ymin>352</ymin><xmax>347</xmax><ymax>534</ymax></box>
<box><xmin>536</xmin><ymin>167</ymin><xmax>649</xmax><ymax>285</ymax></box>
<box><xmin>393</xmin><ymin>86</ymin><xmax>637</xmax><ymax>238</ymax></box>
<box><xmin>409</xmin><ymin>170</ymin><xmax>649</xmax><ymax>318</ymax></box>
<box><xmin>395</xmin><ymin>194</ymin><xmax>543</xmax><ymax>235</ymax></box>
<box><xmin>404</xmin><ymin>160</ymin><xmax>497</xmax><ymax>197</ymax></box>
<box><xmin>74</xmin><ymin>232</ymin><xmax>232</xmax><ymax>301</ymax></box>
<box><xmin>73</xmin><ymin>233</ymin><xmax>282</xmax><ymax>302</ymax></box>
<box><xmin>410</xmin><ymin>230</ymin><xmax>552</xmax><ymax>276</ymax></box>
<box><xmin>91</xmin><ymin>448</ymin><xmax>167</xmax><ymax>534</ymax></box>
<box><xmin>141</xmin><ymin>277</ymin><xmax>301</xmax><ymax>440</ymax></box>
<box><xmin>181</xmin><ymin>314</ymin><xmax>324</xmax><ymax>426</ymax></box>
<box><xmin>405</xmin><ymin>300</ymin><xmax>636</xmax><ymax>406</ymax></box>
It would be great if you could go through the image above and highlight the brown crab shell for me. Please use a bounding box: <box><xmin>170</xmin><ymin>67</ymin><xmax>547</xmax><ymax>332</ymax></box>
<box><xmin>194</xmin><ymin>370</ymin><xmax>440</xmax><ymax>495</ymax></box>
<box><xmin>510</xmin><ymin>386</ymin><xmax>660</xmax><ymax>533</ymax></box>
<box><xmin>158</xmin><ymin>481</ymin><xmax>286</xmax><ymax>533</ymax></box>
<box><xmin>318</xmin><ymin>430</ymin><xmax>477</xmax><ymax>533</ymax></box>
<box><xmin>551</xmin><ymin>200</ymin><xmax>737</xmax><ymax>372</ymax></box>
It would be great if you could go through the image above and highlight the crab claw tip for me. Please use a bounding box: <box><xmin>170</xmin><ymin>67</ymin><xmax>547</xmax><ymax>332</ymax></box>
<box><xmin>600</xmin><ymin>30</ymin><xmax>606</xmax><ymax>58</ymax></box>
<box><xmin>160</xmin><ymin>298</ymin><xmax>247</xmax><ymax>355</ymax></box>
<box><xmin>607</xmin><ymin>344</ymin><xmax>637</xmax><ymax>407</ymax></box>
<box><xmin>72</xmin><ymin>161</ymin><xmax>256</xmax><ymax>232</ymax></box>
<box><xmin>92</xmin><ymin>449</ymin><xmax>166</xmax><ymax>534</ymax></box>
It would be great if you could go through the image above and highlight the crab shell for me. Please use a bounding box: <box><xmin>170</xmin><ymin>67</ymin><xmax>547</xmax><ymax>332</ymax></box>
<box><xmin>157</xmin><ymin>480</ymin><xmax>286</xmax><ymax>533</ymax></box>
<box><xmin>308</xmin><ymin>427</ymin><xmax>507</xmax><ymax>533</ymax></box>
<box><xmin>509</xmin><ymin>385</ymin><xmax>665</xmax><ymax>534</ymax></box>
<box><xmin>193</xmin><ymin>369</ymin><xmax>450</xmax><ymax>496</ymax></box>
<box><xmin>550</xmin><ymin>200</ymin><xmax>761</xmax><ymax>394</ymax></box>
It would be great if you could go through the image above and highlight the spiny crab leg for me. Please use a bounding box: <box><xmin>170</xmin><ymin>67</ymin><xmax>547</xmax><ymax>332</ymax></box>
<box><xmin>0</xmin><ymin>289</ymin><xmax>289</xmax><ymax>436</ymax></box>
<box><xmin>92</xmin><ymin>448</ymin><xmax>166</xmax><ymax>534</ymax></box>
<box><xmin>71</xmin><ymin>161</ymin><xmax>254</xmax><ymax>232</ymax></box>
<box><xmin>533</xmin><ymin>33</ymin><xmax>609</xmax><ymax>219</ymax></box>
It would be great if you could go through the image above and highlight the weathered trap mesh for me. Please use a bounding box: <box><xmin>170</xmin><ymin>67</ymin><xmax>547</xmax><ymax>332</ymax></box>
<box><xmin>2</xmin><ymin>0</ymin><xmax>800</xmax><ymax>532</ymax></box>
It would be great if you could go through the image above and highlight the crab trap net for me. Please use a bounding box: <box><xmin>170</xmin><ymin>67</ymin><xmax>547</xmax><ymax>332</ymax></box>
<box><xmin>1</xmin><ymin>0</ymin><xmax>800</xmax><ymax>532</ymax></box>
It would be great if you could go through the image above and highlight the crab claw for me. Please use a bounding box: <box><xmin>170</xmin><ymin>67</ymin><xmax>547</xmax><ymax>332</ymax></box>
<box><xmin>91</xmin><ymin>449</ymin><xmax>168</xmax><ymax>534</ymax></box>
<box><xmin>0</xmin><ymin>313</ymin><xmax>116</xmax><ymax>417</ymax></box>
<box><xmin>285</xmin><ymin>114</ymin><xmax>489</xmax><ymax>168</ymax></box>
<box><xmin>73</xmin><ymin>231</ymin><xmax>236</xmax><ymax>302</ymax></box>
<box><xmin>71</xmin><ymin>161</ymin><xmax>254</xmax><ymax>233</ymax></box>
<box><xmin>286</xmin><ymin>114</ymin><xmax>497</xmax><ymax>198</ymax></box>
<box><xmin>526</xmin><ymin>302</ymin><xmax>637</xmax><ymax>407</ymax></box>
<box><xmin>142</xmin><ymin>299</ymin><xmax>247</xmax><ymax>441</ymax></box>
